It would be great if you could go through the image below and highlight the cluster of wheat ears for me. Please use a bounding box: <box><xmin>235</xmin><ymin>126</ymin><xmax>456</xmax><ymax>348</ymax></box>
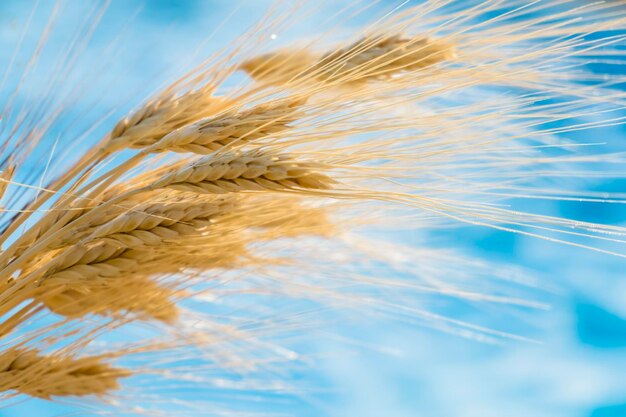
<box><xmin>0</xmin><ymin>0</ymin><xmax>625</xmax><ymax>413</ymax></box>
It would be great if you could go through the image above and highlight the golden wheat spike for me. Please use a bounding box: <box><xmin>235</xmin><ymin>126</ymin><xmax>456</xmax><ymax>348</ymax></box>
<box><xmin>106</xmin><ymin>91</ymin><xmax>234</xmax><ymax>152</ymax></box>
<box><xmin>23</xmin><ymin>195</ymin><xmax>246</xmax><ymax>321</ymax></box>
<box><xmin>37</xmin><ymin>274</ymin><xmax>179</xmax><ymax>322</ymax></box>
<box><xmin>33</xmin><ymin>246</ymin><xmax>181</xmax><ymax>321</ymax></box>
<box><xmin>35</xmin><ymin>197</ymin><xmax>335</xmax><ymax>322</ymax></box>
<box><xmin>241</xmin><ymin>34</ymin><xmax>456</xmax><ymax>86</ymax></box>
<box><xmin>0</xmin><ymin>348</ymin><xmax>129</xmax><ymax>399</ymax></box>
<box><xmin>7</xmin><ymin>98</ymin><xmax>284</xmax><ymax>252</ymax></box>
<box><xmin>34</xmin><ymin>233</ymin><xmax>252</xmax><ymax>322</ymax></box>
<box><xmin>33</xmin><ymin>202</ymin><xmax>231</xmax><ymax>281</ymax></box>
<box><xmin>1</xmin><ymin>98</ymin><xmax>301</xmax><ymax>259</ymax></box>
<box><xmin>12</xmin><ymin>190</ymin><xmax>177</xmax><ymax>256</ymax></box>
<box><xmin>314</xmin><ymin>35</ymin><xmax>456</xmax><ymax>85</ymax></box>
<box><xmin>0</xmin><ymin>94</ymin><xmax>233</xmax><ymax>249</ymax></box>
<box><xmin>240</xmin><ymin>49</ymin><xmax>318</xmax><ymax>85</ymax></box>
<box><xmin>149</xmin><ymin>98</ymin><xmax>306</xmax><ymax>154</ymax></box>
<box><xmin>49</xmin><ymin>194</ymin><xmax>233</xmax><ymax>248</ymax></box>
<box><xmin>151</xmin><ymin>150</ymin><xmax>335</xmax><ymax>194</ymax></box>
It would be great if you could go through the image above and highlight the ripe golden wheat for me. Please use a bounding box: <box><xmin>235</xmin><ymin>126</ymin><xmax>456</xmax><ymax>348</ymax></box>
<box><xmin>0</xmin><ymin>0</ymin><xmax>625</xmax><ymax>413</ymax></box>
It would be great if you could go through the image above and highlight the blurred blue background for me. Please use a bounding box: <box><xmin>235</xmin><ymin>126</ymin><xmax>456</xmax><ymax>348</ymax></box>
<box><xmin>0</xmin><ymin>1</ymin><xmax>625</xmax><ymax>416</ymax></box>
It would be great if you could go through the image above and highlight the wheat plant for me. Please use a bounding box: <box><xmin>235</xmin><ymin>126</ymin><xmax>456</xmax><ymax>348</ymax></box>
<box><xmin>0</xmin><ymin>0</ymin><xmax>625</xmax><ymax>415</ymax></box>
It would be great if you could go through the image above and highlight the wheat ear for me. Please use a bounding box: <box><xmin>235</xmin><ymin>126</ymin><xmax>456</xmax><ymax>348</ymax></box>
<box><xmin>37</xmin><ymin>275</ymin><xmax>180</xmax><ymax>322</ymax></box>
<box><xmin>0</xmin><ymin>348</ymin><xmax>129</xmax><ymax>399</ymax></box>
<box><xmin>106</xmin><ymin>90</ymin><xmax>233</xmax><ymax>152</ymax></box>
<box><xmin>241</xmin><ymin>34</ymin><xmax>455</xmax><ymax>86</ymax></box>
<box><xmin>148</xmin><ymin>98</ymin><xmax>305</xmax><ymax>154</ymax></box>
<box><xmin>152</xmin><ymin>150</ymin><xmax>334</xmax><ymax>194</ymax></box>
